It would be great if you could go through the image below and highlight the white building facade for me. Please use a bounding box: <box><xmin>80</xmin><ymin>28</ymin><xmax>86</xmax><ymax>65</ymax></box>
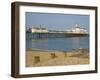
<box><xmin>68</xmin><ymin>24</ymin><xmax>88</xmax><ymax>34</ymax></box>
<box><xmin>31</xmin><ymin>27</ymin><xmax>49</xmax><ymax>33</ymax></box>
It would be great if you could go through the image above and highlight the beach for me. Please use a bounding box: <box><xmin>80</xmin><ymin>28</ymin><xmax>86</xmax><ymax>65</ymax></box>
<box><xmin>26</xmin><ymin>48</ymin><xmax>89</xmax><ymax>67</ymax></box>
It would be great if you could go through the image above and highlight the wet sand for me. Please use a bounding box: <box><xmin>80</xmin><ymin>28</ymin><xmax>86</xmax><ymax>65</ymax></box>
<box><xmin>26</xmin><ymin>48</ymin><xmax>89</xmax><ymax>67</ymax></box>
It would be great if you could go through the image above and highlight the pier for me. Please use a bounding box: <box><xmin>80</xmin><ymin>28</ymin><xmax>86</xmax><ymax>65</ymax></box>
<box><xmin>26</xmin><ymin>24</ymin><xmax>89</xmax><ymax>39</ymax></box>
<box><xmin>26</xmin><ymin>32</ymin><xmax>88</xmax><ymax>39</ymax></box>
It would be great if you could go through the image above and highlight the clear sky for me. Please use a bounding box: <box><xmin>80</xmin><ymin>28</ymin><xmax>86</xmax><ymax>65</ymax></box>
<box><xmin>25</xmin><ymin>12</ymin><xmax>90</xmax><ymax>31</ymax></box>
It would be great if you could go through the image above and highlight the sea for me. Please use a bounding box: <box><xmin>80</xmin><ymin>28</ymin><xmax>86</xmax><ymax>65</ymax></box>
<box><xmin>26</xmin><ymin>34</ymin><xmax>89</xmax><ymax>51</ymax></box>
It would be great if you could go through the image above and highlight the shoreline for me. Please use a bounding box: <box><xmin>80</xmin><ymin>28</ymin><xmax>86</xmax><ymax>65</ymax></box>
<box><xmin>26</xmin><ymin>48</ymin><xmax>89</xmax><ymax>53</ymax></box>
<box><xmin>26</xmin><ymin>48</ymin><xmax>89</xmax><ymax>67</ymax></box>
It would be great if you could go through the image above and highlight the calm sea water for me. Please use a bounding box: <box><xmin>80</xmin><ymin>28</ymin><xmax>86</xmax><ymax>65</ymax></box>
<box><xmin>26</xmin><ymin>34</ymin><xmax>89</xmax><ymax>51</ymax></box>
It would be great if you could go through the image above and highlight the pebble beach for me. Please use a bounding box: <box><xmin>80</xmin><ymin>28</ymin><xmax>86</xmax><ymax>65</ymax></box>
<box><xmin>26</xmin><ymin>48</ymin><xmax>89</xmax><ymax>67</ymax></box>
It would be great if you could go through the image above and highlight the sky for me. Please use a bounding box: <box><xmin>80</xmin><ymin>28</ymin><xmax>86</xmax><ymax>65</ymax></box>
<box><xmin>25</xmin><ymin>12</ymin><xmax>90</xmax><ymax>31</ymax></box>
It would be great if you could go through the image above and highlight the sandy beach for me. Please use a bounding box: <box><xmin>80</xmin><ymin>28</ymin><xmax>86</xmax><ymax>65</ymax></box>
<box><xmin>26</xmin><ymin>48</ymin><xmax>89</xmax><ymax>67</ymax></box>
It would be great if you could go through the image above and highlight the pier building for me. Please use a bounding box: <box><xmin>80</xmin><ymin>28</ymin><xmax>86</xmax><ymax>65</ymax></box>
<box><xmin>69</xmin><ymin>24</ymin><xmax>88</xmax><ymax>34</ymax></box>
<box><xmin>30</xmin><ymin>26</ymin><xmax>48</xmax><ymax>33</ymax></box>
